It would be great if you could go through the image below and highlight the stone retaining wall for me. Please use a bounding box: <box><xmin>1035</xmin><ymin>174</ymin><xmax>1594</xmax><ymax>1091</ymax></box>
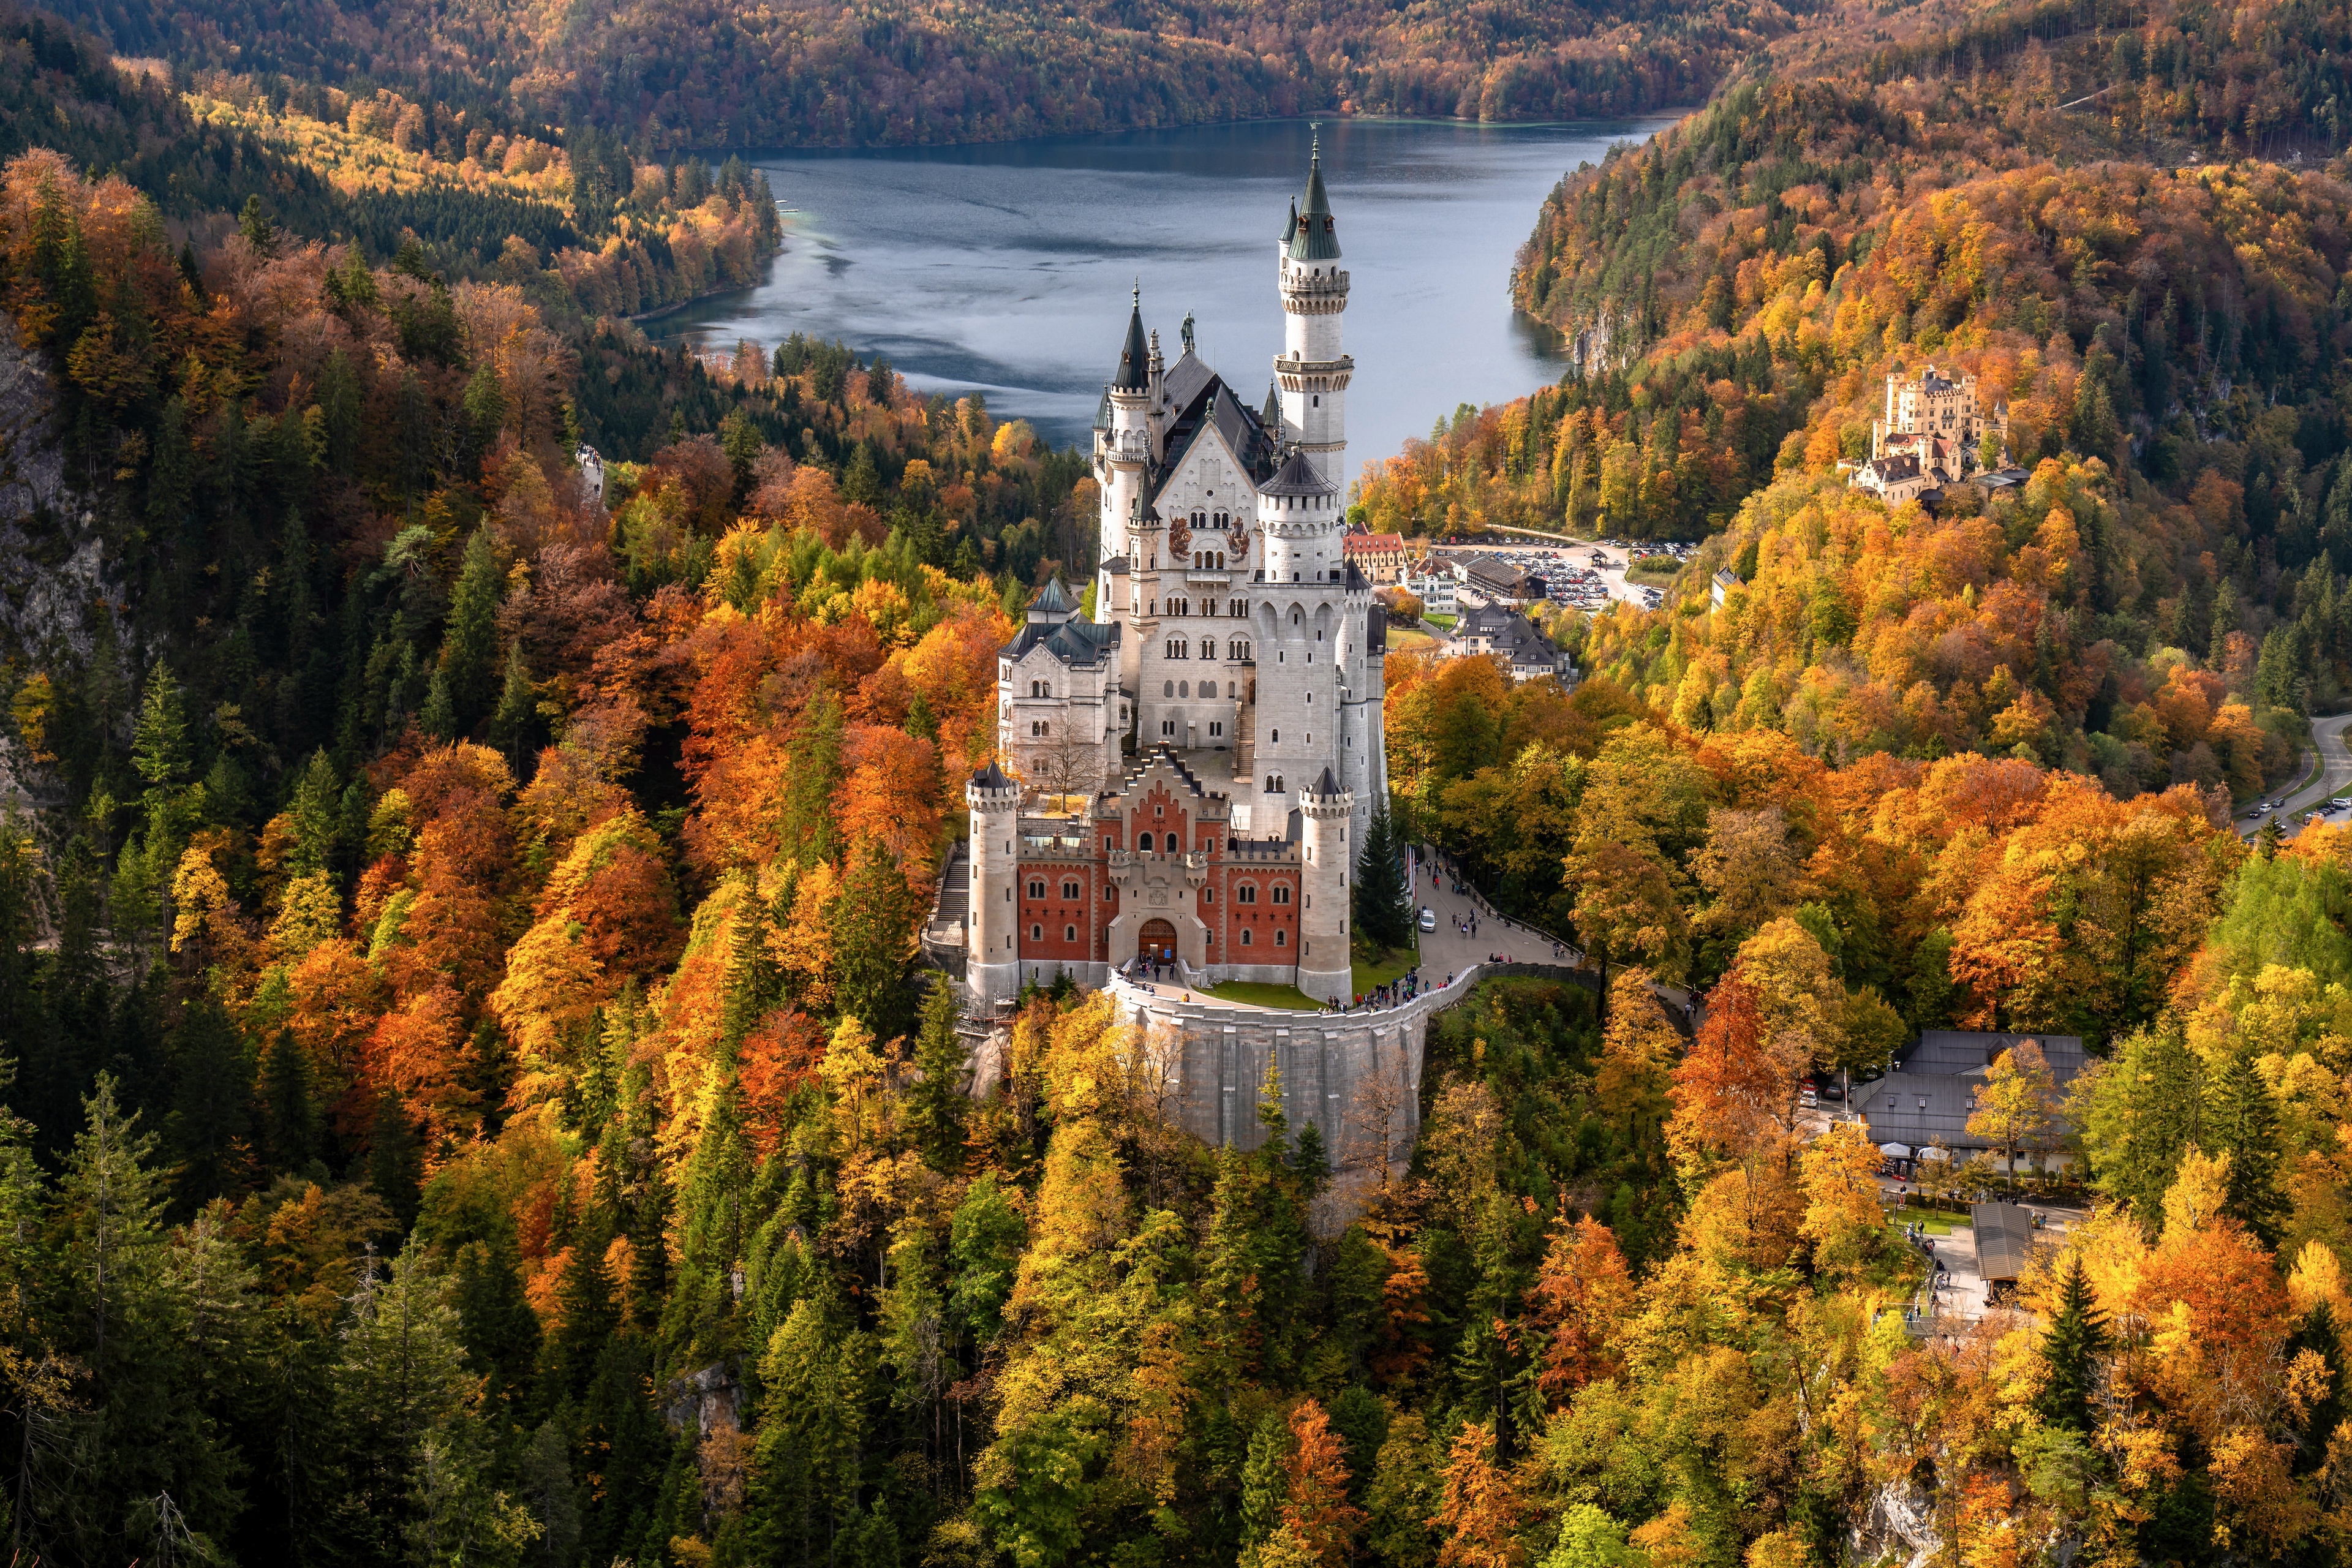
<box><xmin>1103</xmin><ymin>962</ymin><xmax>1596</xmax><ymax>1182</ymax></box>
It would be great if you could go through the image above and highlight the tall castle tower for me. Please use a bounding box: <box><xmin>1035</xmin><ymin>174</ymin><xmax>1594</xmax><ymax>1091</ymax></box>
<box><xmin>965</xmin><ymin>762</ymin><xmax>1022</xmax><ymax>1002</ymax></box>
<box><xmin>1276</xmin><ymin>131</ymin><xmax>1351</xmax><ymax>488</ymax></box>
<box><xmin>1295</xmin><ymin>767</ymin><xmax>1354</xmax><ymax>1003</ymax></box>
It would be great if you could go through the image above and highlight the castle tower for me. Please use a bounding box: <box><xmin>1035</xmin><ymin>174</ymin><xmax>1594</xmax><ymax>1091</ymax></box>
<box><xmin>1098</xmin><ymin>287</ymin><xmax>1155</xmax><ymax>567</ymax></box>
<box><xmin>1296</xmin><ymin>766</ymin><xmax>1354</xmax><ymax>1003</ymax></box>
<box><xmin>1276</xmin><ymin>133</ymin><xmax>1351</xmax><ymax>488</ymax></box>
<box><xmin>966</xmin><ymin>761</ymin><xmax>1022</xmax><ymax>1006</ymax></box>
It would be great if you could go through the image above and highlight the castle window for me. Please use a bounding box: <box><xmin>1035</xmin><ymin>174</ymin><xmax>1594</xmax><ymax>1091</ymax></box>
<box><xmin>1275</xmin><ymin>929</ymin><xmax>1287</xmax><ymax>946</ymax></box>
<box><xmin>1103</xmin><ymin>837</ymin><xmax>1113</xmax><ymax>851</ymax></box>
<box><xmin>1061</xmin><ymin>880</ymin><xmax>1080</xmax><ymax>900</ymax></box>
<box><xmin>1178</xmin><ymin>680</ymin><xmax>1189</xmax><ymax>698</ymax></box>
<box><xmin>1230</xmin><ymin>599</ymin><xmax>1245</xmax><ymax>616</ymax></box>
<box><xmin>1165</xmin><ymin>639</ymin><xmax>1185</xmax><ymax>658</ymax></box>
<box><xmin>1028</xmin><ymin>880</ymin><xmax>1046</xmax><ymax>899</ymax></box>
<box><xmin>1273</xmin><ymin>886</ymin><xmax>1291</xmax><ymax>905</ymax></box>
<box><xmin>1240</xmin><ymin>929</ymin><xmax>1253</xmax><ymax>945</ymax></box>
<box><xmin>1064</xmin><ymin>924</ymin><xmax>1077</xmax><ymax>941</ymax></box>
<box><xmin>1271</xmin><ymin>729</ymin><xmax>1280</xmax><ymax>744</ymax></box>
<box><xmin>1238</xmin><ymin>883</ymin><xmax>1257</xmax><ymax>904</ymax></box>
<box><xmin>1031</xmin><ymin>924</ymin><xmax>1043</xmax><ymax>941</ymax></box>
<box><xmin>1164</xmin><ymin>681</ymin><xmax>1174</xmax><ymax>696</ymax></box>
<box><xmin>1138</xmin><ymin>832</ymin><xmax>1154</xmax><ymax>851</ymax></box>
<box><xmin>1161</xmin><ymin>719</ymin><xmax>1176</xmax><ymax>736</ymax></box>
<box><xmin>1209</xmin><ymin>721</ymin><xmax>1223</xmax><ymax>737</ymax></box>
<box><xmin>1202</xmin><ymin>888</ymin><xmax>1215</xmax><ymax>904</ymax></box>
<box><xmin>1196</xmin><ymin>638</ymin><xmax>1214</xmax><ymax>658</ymax></box>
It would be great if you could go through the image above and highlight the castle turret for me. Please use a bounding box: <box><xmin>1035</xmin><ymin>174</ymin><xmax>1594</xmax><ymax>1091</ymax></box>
<box><xmin>1296</xmin><ymin>766</ymin><xmax>1354</xmax><ymax>1003</ymax></box>
<box><xmin>966</xmin><ymin>761</ymin><xmax>1022</xmax><ymax>1005</ymax></box>
<box><xmin>1276</xmin><ymin>132</ymin><xmax>1352</xmax><ymax>488</ymax></box>
<box><xmin>1097</xmin><ymin>287</ymin><xmax>1155</xmax><ymax>565</ymax></box>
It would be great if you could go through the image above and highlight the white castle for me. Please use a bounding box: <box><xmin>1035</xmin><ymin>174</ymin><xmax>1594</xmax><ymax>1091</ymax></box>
<box><xmin>965</xmin><ymin>140</ymin><xmax>1389</xmax><ymax>1008</ymax></box>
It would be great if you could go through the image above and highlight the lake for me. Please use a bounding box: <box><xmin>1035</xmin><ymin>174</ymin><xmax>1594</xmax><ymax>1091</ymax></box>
<box><xmin>652</xmin><ymin>116</ymin><xmax>1674</xmax><ymax>476</ymax></box>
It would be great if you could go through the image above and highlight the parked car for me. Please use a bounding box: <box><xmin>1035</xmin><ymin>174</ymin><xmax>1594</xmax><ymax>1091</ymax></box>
<box><xmin>1418</xmin><ymin>907</ymin><xmax>1438</xmax><ymax>932</ymax></box>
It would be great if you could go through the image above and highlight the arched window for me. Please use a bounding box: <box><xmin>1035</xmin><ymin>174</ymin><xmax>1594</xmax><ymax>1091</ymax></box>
<box><xmin>1030</xmin><ymin>924</ymin><xmax>1043</xmax><ymax>941</ymax></box>
<box><xmin>1061</xmin><ymin>880</ymin><xmax>1080</xmax><ymax>899</ymax></box>
<box><xmin>1240</xmin><ymin>928</ymin><xmax>1253</xmax><ymax>946</ymax></box>
<box><xmin>1238</xmin><ymin>883</ymin><xmax>1258</xmax><ymax>904</ymax></box>
<box><xmin>1271</xmin><ymin>729</ymin><xmax>1280</xmax><ymax>744</ymax></box>
<box><xmin>1027</xmin><ymin>880</ymin><xmax>1046</xmax><ymax>899</ymax></box>
<box><xmin>1274</xmin><ymin>929</ymin><xmax>1287</xmax><ymax>946</ymax></box>
<box><xmin>1164</xmin><ymin>680</ymin><xmax>1174</xmax><ymax>696</ymax></box>
<box><xmin>1275</xmin><ymin>775</ymin><xmax>1284</xmax><ymax>792</ymax></box>
<box><xmin>1165</xmin><ymin>639</ymin><xmax>1185</xmax><ymax>658</ymax></box>
<box><xmin>1064</xmin><ymin>923</ymin><xmax>1077</xmax><ymax>941</ymax></box>
<box><xmin>1161</xmin><ymin>718</ymin><xmax>1177</xmax><ymax>736</ymax></box>
<box><xmin>1273</xmin><ymin>885</ymin><xmax>1291</xmax><ymax>905</ymax></box>
<box><xmin>1196</xmin><ymin>638</ymin><xmax>1214</xmax><ymax>658</ymax></box>
<box><xmin>1137</xmin><ymin>832</ymin><xmax>1154</xmax><ymax>851</ymax></box>
<box><xmin>1178</xmin><ymin>680</ymin><xmax>1189</xmax><ymax>698</ymax></box>
<box><xmin>1265</xmin><ymin>775</ymin><xmax>1276</xmax><ymax>792</ymax></box>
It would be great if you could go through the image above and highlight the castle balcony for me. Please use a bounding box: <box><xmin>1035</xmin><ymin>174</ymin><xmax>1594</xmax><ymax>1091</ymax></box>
<box><xmin>1186</xmin><ymin>569</ymin><xmax>1234</xmax><ymax>588</ymax></box>
<box><xmin>1104</xmin><ymin>429</ymin><xmax>1152</xmax><ymax>464</ymax></box>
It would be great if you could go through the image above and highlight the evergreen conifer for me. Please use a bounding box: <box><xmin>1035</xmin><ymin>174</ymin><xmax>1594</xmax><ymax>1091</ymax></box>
<box><xmin>2034</xmin><ymin>1254</ymin><xmax>2111</xmax><ymax>1430</ymax></box>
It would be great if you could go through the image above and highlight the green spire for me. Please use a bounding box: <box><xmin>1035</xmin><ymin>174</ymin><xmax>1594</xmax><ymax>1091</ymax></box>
<box><xmin>1287</xmin><ymin>129</ymin><xmax>1340</xmax><ymax>262</ymax></box>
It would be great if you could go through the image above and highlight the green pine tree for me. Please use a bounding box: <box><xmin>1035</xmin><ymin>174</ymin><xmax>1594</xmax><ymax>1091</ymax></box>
<box><xmin>781</xmin><ymin>690</ymin><xmax>846</xmax><ymax>869</ymax></box>
<box><xmin>442</xmin><ymin>527</ymin><xmax>505</xmax><ymax>737</ymax></box>
<box><xmin>163</xmin><ymin>999</ymin><xmax>254</xmax><ymax>1208</ymax></box>
<box><xmin>2033</xmin><ymin>1254</ymin><xmax>2111</xmax><ymax>1430</ymax></box>
<box><xmin>2208</xmin><ymin>1044</ymin><xmax>2287</xmax><ymax>1244</ymax></box>
<box><xmin>1354</xmin><ymin>804</ymin><xmax>1414</xmax><ymax>952</ymax></box>
<box><xmin>368</xmin><ymin>1088</ymin><xmax>426</xmax><ymax>1235</ymax></box>
<box><xmin>829</xmin><ymin>840</ymin><xmax>921</xmax><ymax>1038</ymax></box>
<box><xmin>258</xmin><ymin>1027</ymin><xmax>320</xmax><ymax>1174</ymax></box>
<box><xmin>905</xmin><ymin>978</ymin><xmax>969</xmax><ymax>1172</ymax></box>
<box><xmin>489</xmin><ymin>644</ymin><xmax>539</xmax><ymax>766</ymax></box>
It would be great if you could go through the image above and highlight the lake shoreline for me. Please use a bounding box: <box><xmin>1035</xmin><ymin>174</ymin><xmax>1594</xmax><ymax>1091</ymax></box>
<box><xmin>647</xmin><ymin>116</ymin><xmax>1680</xmax><ymax>460</ymax></box>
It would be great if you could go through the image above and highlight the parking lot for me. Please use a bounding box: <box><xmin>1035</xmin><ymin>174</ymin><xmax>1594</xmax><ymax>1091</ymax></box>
<box><xmin>1424</xmin><ymin>533</ymin><xmax>1695</xmax><ymax>614</ymax></box>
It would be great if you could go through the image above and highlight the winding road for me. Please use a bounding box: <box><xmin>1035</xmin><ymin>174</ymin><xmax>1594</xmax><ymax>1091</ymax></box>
<box><xmin>2243</xmin><ymin>714</ymin><xmax>2352</xmax><ymax>840</ymax></box>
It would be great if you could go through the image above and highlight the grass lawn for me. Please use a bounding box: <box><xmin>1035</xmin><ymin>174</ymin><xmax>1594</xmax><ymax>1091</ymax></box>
<box><xmin>1387</xmin><ymin>628</ymin><xmax>1435</xmax><ymax>653</ymax></box>
<box><xmin>1423</xmin><ymin>612</ymin><xmax>1458</xmax><ymax>631</ymax></box>
<box><xmin>1352</xmin><ymin>946</ymin><xmax>1417</xmax><ymax>994</ymax></box>
<box><xmin>1888</xmin><ymin>1202</ymin><xmax>1972</xmax><ymax>1235</ymax></box>
<box><xmin>1624</xmin><ymin>565</ymin><xmax>1679</xmax><ymax>586</ymax></box>
<box><xmin>1203</xmin><ymin>981</ymin><xmax>1325</xmax><ymax>1011</ymax></box>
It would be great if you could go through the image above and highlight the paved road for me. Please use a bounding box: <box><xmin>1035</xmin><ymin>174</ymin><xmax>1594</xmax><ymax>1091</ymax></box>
<box><xmin>1405</xmin><ymin>854</ymin><xmax>1576</xmax><ymax>985</ymax></box>
<box><xmin>2241</xmin><ymin>712</ymin><xmax>2352</xmax><ymax>840</ymax></box>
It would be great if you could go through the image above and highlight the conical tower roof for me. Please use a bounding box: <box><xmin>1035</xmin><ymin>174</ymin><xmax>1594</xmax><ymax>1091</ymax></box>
<box><xmin>1112</xmin><ymin>285</ymin><xmax>1149</xmax><ymax>391</ymax></box>
<box><xmin>1288</xmin><ymin>132</ymin><xmax>1340</xmax><ymax>262</ymax></box>
<box><xmin>1283</xmin><ymin>198</ymin><xmax>1298</xmax><ymax>243</ymax></box>
<box><xmin>1030</xmin><ymin>575</ymin><xmax>1074</xmax><ymax>619</ymax></box>
<box><xmin>1262</xmin><ymin>379</ymin><xmax>1281</xmax><ymax>425</ymax></box>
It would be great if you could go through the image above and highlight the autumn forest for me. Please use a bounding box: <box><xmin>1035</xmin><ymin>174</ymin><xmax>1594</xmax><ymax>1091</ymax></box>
<box><xmin>0</xmin><ymin>0</ymin><xmax>2345</xmax><ymax>1564</ymax></box>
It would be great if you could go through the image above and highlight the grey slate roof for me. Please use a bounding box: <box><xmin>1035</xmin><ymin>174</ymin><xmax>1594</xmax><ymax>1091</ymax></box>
<box><xmin>1311</xmin><ymin>766</ymin><xmax>1342</xmax><ymax>797</ymax></box>
<box><xmin>973</xmin><ymin>760</ymin><xmax>1014</xmax><ymax>790</ymax></box>
<box><xmin>1902</xmin><ymin>1031</ymin><xmax>2086</xmax><ymax>1085</ymax></box>
<box><xmin>1031</xmin><ymin>575</ymin><xmax>1074</xmax><ymax>617</ymax></box>
<box><xmin>1004</xmin><ymin>616</ymin><xmax>1119</xmax><ymax>669</ymax></box>
<box><xmin>1263</xmin><ymin>447</ymin><xmax>1336</xmax><ymax>497</ymax></box>
<box><xmin>1145</xmin><ymin>352</ymin><xmax>1280</xmax><ymax>506</ymax></box>
<box><xmin>1112</xmin><ymin>293</ymin><xmax>1150</xmax><ymax>392</ymax></box>
<box><xmin>1367</xmin><ymin>601</ymin><xmax>1387</xmax><ymax>652</ymax></box>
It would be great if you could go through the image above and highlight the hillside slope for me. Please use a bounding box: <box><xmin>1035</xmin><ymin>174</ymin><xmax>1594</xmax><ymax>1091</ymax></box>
<box><xmin>48</xmin><ymin>0</ymin><xmax>1802</xmax><ymax>146</ymax></box>
<box><xmin>1357</xmin><ymin>0</ymin><xmax>2348</xmax><ymax>796</ymax></box>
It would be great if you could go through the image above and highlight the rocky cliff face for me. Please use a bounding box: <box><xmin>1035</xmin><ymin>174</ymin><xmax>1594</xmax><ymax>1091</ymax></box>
<box><xmin>0</xmin><ymin>320</ymin><xmax>124</xmax><ymax>823</ymax></box>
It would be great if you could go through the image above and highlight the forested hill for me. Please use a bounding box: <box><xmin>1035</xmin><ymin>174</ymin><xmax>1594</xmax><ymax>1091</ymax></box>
<box><xmin>1354</xmin><ymin>0</ymin><xmax>2350</xmax><ymax>799</ymax></box>
<box><xmin>45</xmin><ymin>0</ymin><xmax>1792</xmax><ymax>147</ymax></box>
